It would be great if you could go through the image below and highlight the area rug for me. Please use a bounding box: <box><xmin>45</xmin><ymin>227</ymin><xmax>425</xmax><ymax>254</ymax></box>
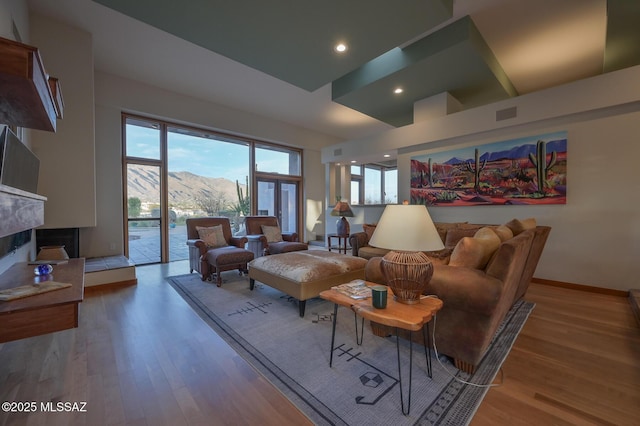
<box><xmin>167</xmin><ymin>272</ymin><xmax>534</xmax><ymax>426</ymax></box>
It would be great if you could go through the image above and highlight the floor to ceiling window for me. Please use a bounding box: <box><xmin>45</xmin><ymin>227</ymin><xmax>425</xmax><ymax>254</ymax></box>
<box><xmin>254</xmin><ymin>144</ymin><xmax>302</xmax><ymax>234</ymax></box>
<box><xmin>166</xmin><ymin>126</ymin><xmax>250</xmax><ymax>261</ymax></box>
<box><xmin>123</xmin><ymin>117</ymin><xmax>163</xmax><ymax>264</ymax></box>
<box><xmin>123</xmin><ymin>114</ymin><xmax>302</xmax><ymax>265</ymax></box>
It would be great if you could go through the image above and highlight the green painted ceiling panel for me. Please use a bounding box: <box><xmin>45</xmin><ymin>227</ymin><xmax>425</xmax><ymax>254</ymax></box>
<box><xmin>332</xmin><ymin>16</ymin><xmax>517</xmax><ymax>127</ymax></box>
<box><xmin>604</xmin><ymin>0</ymin><xmax>640</xmax><ymax>72</ymax></box>
<box><xmin>92</xmin><ymin>0</ymin><xmax>454</xmax><ymax>91</ymax></box>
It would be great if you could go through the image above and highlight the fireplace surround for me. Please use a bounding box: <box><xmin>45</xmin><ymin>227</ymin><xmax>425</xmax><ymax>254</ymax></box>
<box><xmin>35</xmin><ymin>228</ymin><xmax>79</xmax><ymax>258</ymax></box>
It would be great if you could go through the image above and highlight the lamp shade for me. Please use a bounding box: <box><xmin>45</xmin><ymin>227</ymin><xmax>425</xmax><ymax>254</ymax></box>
<box><xmin>369</xmin><ymin>204</ymin><xmax>444</xmax><ymax>252</ymax></box>
<box><xmin>330</xmin><ymin>201</ymin><xmax>354</xmax><ymax>217</ymax></box>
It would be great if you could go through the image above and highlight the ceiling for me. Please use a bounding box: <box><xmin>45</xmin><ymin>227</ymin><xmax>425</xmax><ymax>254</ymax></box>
<box><xmin>26</xmin><ymin>0</ymin><xmax>640</xmax><ymax>141</ymax></box>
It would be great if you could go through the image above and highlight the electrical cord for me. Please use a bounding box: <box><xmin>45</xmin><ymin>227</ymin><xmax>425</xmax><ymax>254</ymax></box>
<box><xmin>424</xmin><ymin>296</ymin><xmax>504</xmax><ymax>388</ymax></box>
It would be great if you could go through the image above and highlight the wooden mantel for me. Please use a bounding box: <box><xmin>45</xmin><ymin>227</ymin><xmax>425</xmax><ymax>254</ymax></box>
<box><xmin>0</xmin><ymin>184</ymin><xmax>46</xmax><ymax>239</ymax></box>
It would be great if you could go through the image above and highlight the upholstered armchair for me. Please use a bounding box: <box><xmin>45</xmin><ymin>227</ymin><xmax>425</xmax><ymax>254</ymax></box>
<box><xmin>186</xmin><ymin>217</ymin><xmax>254</xmax><ymax>286</ymax></box>
<box><xmin>244</xmin><ymin>215</ymin><xmax>308</xmax><ymax>255</ymax></box>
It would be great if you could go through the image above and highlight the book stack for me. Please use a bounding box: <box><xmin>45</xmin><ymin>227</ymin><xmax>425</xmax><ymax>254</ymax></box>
<box><xmin>331</xmin><ymin>280</ymin><xmax>371</xmax><ymax>299</ymax></box>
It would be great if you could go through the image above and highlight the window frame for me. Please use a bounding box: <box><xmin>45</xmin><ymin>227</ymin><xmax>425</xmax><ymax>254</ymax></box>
<box><xmin>350</xmin><ymin>163</ymin><xmax>397</xmax><ymax>205</ymax></box>
<box><xmin>122</xmin><ymin>112</ymin><xmax>304</xmax><ymax>263</ymax></box>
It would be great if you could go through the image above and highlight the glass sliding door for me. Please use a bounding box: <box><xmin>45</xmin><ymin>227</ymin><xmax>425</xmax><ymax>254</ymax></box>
<box><xmin>167</xmin><ymin>127</ymin><xmax>249</xmax><ymax>260</ymax></box>
<box><xmin>256</xmin><ymin>178</ymin><xmax>299</xmax><ymax>234</ymax></box>
<box><xmin>279</xmin><ymin>181</ymin><xmax>298</xmax><ymax>233</ymax></box>
<box><xmin>124</xmin><ymin>116</ymin><xmax>164</xmax><ymax>265</ymax></box>
<box><xmin>256</xmin><ymin>180</ymin><xmax>276</xmax><ymax>216</ymax></box>
<box><xmin>126</xmin><ymin>163</ymin><xmax>162</xmax><ymax>264</ymax></box>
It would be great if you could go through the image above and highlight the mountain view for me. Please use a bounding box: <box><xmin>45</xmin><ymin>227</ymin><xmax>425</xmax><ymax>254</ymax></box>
<box><xmin>443</xmin><ymin>140</ymin><xmax>567</xmax><ymax>165</ymax></box>
<box><xmin>127</xmin><ymin>164</ymin><xmax>246</xmax><ymax>208</ymax></box>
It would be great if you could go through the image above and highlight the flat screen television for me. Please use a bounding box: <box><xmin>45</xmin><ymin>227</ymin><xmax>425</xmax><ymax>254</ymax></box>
<box><xmin>0</xmin><ymin>126</ymin><xmax>40</xmax><ymax>193</ymax></box>
<box><xmin>0</xmin><ymin>229</ymin><xmax>32</xmax><ymax>260</ymax></box>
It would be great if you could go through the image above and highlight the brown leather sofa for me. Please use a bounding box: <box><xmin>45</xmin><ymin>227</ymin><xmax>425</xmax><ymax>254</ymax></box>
<box><xmin>351</xmin><ymin>222</ymin><xmax>479</xmax><ymax>260</ymax></box>
<box><xmin>363</xmin><ymin>219</ymin><xmax>551</xmax><ymax>372</ymax></box>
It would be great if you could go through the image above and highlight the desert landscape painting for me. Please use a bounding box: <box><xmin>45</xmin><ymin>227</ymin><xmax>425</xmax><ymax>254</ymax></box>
<box><xmin>411</xmin><ymin>131</ymin><xmax>567</xmax><ymax>206</ymax></box>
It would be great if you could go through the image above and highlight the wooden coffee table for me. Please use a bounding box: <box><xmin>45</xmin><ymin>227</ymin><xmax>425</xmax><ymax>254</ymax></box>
<box><xmin>320</xmin><ymin>282</ymin><xmax>443</xmax><ymax>415</ymax></box>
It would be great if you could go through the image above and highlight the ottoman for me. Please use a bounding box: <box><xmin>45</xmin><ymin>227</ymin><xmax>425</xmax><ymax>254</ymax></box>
<box><xmin>248</xmin><ymin>250</ymin><xmax>367</xmax><ymax>317</ymax></box>
<box><xmin>204</xmin><ymin>246</ymin><xmax>254</xmax><ymax>287</ymax></box>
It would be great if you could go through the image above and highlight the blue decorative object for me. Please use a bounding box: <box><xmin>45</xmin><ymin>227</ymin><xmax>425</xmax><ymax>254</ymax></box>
<box><xmin>34</xmin><ymin>264</ymin><xmax>53</xmax><ymax>276</ymax></box>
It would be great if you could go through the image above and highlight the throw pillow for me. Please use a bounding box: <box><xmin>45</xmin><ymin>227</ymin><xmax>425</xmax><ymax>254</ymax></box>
<box><xmin>362</xmin><ymin>223</ymin><xmax>377</xmax><ymax>241</ymax></box>
<box><xmin>474</xmin><ymin>226</ymin><xmax>502</xmax><ymax>247</ymax></box>
<box><xmin>492</xmin><ymin>224</ymin><xmax>514</xmax><ymax>242</ymax></box>
<box><xmin>505</xmin><ymin>217</ymin><xmax>537</xmax><ymax>235</ymax></box>
<box><xmin>449</xmin><ymin>227</ymin><xmax>501</xmax><ymax>270</ymax></box>
<box><xmin>444</xmin><ymin>227</ymin><xmax>479</xmax><ymax>248</ymax></box>
<box><xmin>196</xmin><ymin>225</ymin><xmax>228</xmax><ymax>248</ymax></box>
<box><xmin>261</xmin><ymin>225</ymin><xmax>283</xmax><ymax>243</ymax></box>
<box><xmin>448</xmin><ymin>238</ymin><xmax>486</xmax><ymax>269</ymax></box>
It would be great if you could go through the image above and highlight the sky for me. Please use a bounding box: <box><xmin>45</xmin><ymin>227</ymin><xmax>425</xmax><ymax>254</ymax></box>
<box><xmin>413</xmin><ymin>131</ymin><xmax>568</xmax><ymax>164</ymax></box>
<box><xmin>125</xmin><ymin>124</ymin><xmax>294</xmax><ymax>182</ymax></box>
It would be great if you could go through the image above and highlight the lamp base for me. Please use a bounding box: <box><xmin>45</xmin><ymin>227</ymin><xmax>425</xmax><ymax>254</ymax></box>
<box><xmin>380</xmin><ymin>250</ymin><xmax>433</xmax><ymax>304</ymax></box>
<box><xmin>336</xmin><ymin>216</ymin><xmax>350</xmax><ymax>236</ymax></box>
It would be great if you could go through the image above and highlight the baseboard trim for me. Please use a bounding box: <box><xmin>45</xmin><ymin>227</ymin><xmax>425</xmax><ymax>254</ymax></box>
<box><xmin>532</xmin><ymin>277</ymin><xmax>628</xmax><ymax>297</ymax></box>
<box><xmin>84</xmin><ymin>279</ymin><xmax>138</xmax><ymax>293</ymax></box>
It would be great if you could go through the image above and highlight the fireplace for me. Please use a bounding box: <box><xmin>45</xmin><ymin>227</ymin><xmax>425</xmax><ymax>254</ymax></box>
<box><xmin>35</xmin><ymin>228</ymin><xmax>79</xmax><ymax>258</ymax></box>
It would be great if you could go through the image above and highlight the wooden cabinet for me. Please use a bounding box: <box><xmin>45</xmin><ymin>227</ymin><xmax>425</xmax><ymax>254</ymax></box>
<box><xmin>0</xmin><ymin>36</ymin><xmax>64</xmax><ymax>132</ymax></box>
<box><xmin>0</xmin><ymin>36</ymin><xmax>61</xmax><ymax>237</ymax></box>
<box><xmin>0</xmin><ymin>258</ymin><xmax>84</xmax><ymax>343</ymax></box>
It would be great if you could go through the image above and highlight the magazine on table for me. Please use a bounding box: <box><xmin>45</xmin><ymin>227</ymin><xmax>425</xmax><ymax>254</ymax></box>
<box><xmin>331</xmin><ymin>280</ymin><xmax>371</xmax><ymax>299</ymax></box>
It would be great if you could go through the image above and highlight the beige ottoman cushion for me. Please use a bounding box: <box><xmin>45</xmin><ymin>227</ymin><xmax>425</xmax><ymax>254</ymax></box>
<box><xmin>248</xmin><ymin>250</ymin><xmax>367</xmax><ymax>310</ymax></box>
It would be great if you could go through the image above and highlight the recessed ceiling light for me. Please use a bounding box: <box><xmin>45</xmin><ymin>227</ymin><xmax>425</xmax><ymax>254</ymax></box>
<box><xmin>335</xmin><ymin>43</ymin><xmax>347</xmax><ymax>53</ymax></box>
<box><xmin>350</xmin><ymin>160</ymin><xmax>357</xmax><ymax>163</ymax></box>
<box><xmin>394</xmin><ymin>87</ymin><xmax>403</xmax><ymax>94</ymax></box>
<box><xmin>383</xmin><ymin>154</ymin><xmax>391</xmax><ymax>158</ymax></box>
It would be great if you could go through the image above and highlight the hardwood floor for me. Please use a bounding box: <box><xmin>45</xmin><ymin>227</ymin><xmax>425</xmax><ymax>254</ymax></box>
<box><xmin>0</xmin><ymin>261</ymin><xmax>638</xmax><ymax>425</ymax></box>
<box><xmin>0</xmin><ymin>261</ymin><xmax>312</xmax><ymax>426</ymax></box>
<box><xmin>472</xmin><ymin>282</ymin><xmax>640</xmax><ymax>425</ymax></box>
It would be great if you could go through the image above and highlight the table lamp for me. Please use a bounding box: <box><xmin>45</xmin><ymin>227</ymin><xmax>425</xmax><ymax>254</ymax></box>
<box><xmin>331</xmin><ymin>198</ymin><xmax>354</xmax><ymax>236</ymax></box>
<box><xmin>368</xmin><ymin>202</ymin><xmax>444</xmax><ymax>304</ymax></box>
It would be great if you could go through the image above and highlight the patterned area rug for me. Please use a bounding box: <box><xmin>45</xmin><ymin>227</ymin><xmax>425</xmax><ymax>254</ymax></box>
<box><xmin>167</xmin><ymin>273</ymin><xmax>534</xmax><ymax>426</ymax></box>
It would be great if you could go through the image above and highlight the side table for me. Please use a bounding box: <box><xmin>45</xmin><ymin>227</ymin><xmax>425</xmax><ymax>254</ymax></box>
<box><xmin>327</xmin><ymin>233</ymin><xmax>349</xmax><ymax>254</ymax></box>
<box><xmin>319</xmin><ymin>283</ymin><xmax>443</xmax><ymax>415</ymax></box>
<box><xmin>246</xmin><ymin>234</ymin><xmax>265</xmax><ymax>258</ymax></box>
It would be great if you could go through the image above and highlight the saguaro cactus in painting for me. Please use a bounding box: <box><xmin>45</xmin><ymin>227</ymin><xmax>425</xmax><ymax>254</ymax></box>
<box><xmin>528</xmin><ymin>140</ymin><xmax>557</xmax><ymax>195</ymax></box>
<box><xmin>465</xmin><ymin>148</ymin><xmax>486</xmax><ymax>193</ymax></box>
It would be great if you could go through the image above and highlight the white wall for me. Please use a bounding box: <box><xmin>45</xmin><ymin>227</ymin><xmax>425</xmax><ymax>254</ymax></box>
<box><xmin>398</xmin><ymin>110</ymin><xmax>640</xmax><ymax>290</ymax></box>
<box><xmin>323</xmin><ymin>67</ymin><xmax>640</xmax><ymax>291</ymax></box>
<box><xmin>0</xmin><ymin>0</ymin><xmax>28</xmax><ymax>42</ymax></box>
<box><xmin>303</xmin><ymin>149</ymin><xmax>325</xmax><ymax>242</ymax></box>
<box><xmin>29</xmin><ymin>13</ymin><xmax>96</xmax><ymax>230</ymax></box>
